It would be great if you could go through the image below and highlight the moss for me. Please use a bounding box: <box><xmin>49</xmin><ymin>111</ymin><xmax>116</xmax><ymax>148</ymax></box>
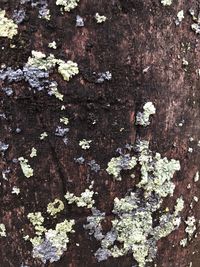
<box><xmin>0</xmin><ymin>223</ymin><xmax>6</xmax><ymax>237</ymax></box>
<box><xmin>0</xmin><ymin>10</ymin><xmax>18</xmax><ymax>39</ymax></box>
<box><xmin>18</xmin><ymin>157</ymin><xmax>33</xmax><ymax>178</ymax></box>
<box><xmin>47</xmin><ymin>199</ymin><xmax>65</xmax><ymax>217</ymax></box>
<box><xmin>56</xmin><ymin>0</ymin><xmax>80</xmax><ymax>12</ymax></box>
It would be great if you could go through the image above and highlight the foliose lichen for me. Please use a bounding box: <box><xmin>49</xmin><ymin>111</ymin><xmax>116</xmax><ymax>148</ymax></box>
<box><xmin>56</xmin><ymin>0</ymin><xmax>80</xmax><ymax>12</ymax></box>
<box><xmin>136</xmin><ymin>102</ymin><xmax>156</xmax><ymax>127</ymax></box>
<box><xmin>47</xmin><ymin>199</ymin><xmax>65</xmax><ymax>217</ymax></box>
<box><xmin>18</xmin><ymin>157</ymin><xmax>33</xmax><ymax>178</ymax></box>
<box><xmin>0</xmin><ymin>10</ymin><xmax>18</xmax><ymax>39</ymax></box>
<box><xmin>0</xmin><ymin>223</ymin><xmax>6</xmax><ymax>237</ymax></box>
<box><xmin>95</xmin><ymin>13</ymin><xmax>107</xmax><ymax>23</ymax></box>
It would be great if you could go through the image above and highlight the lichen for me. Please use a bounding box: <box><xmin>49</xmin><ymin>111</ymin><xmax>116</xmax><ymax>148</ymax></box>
<box><xmin>185</xmin><ymin>216</ymin><xmax>196</xmax><ymax>240</ymax></box>
<box><xmin>47</xmin><ymin>199</ymin><xmax>64</xmax><ymax>217</ymax></box>
<box><xmin>48</xmin><ymin>41</ymin><xmax>57</xmax><ymax>49</ymax></box>
<box><xmin>56</xmin><ymin>0</ymin><xmax>80</xmax><ymax>12</ymax></box>
<box><xmin>0</xmin><ymin>223</ymin><xmax>6</xmax><ymax>237</ymax></box>
<box><xmin>30</xmin><ymin>147</ymin><xmax>37</xmax><ymax>158</ymax></box>
<box><xmin>48</xmin><ymin>82</ymin><xmax>64</xmax><ymax>101</ymax></box>
<box><xmin>95</xmin><ymin>13</ymin><xmax>107</xmax><ymax>23</ymax></box>
<box><xmin>65</xmin><ymin>185</ymin><xmax>95</xmax><ymax>208</ymax></box>
<box><xmin>18</xmin><ymin>157</ymin><xmax>33</xmax><ymax>178</ymax></box>
<box><xmin>12</xmin><ymin>186</ymin><xmax>20</xmax><ymax>195</ymax></box>
<box><xmin>0</xmin><ymin>10</ymin><xmax>18</xmax><ymax>39</ymax></box>
<box><xmin>57</xmin><ymin>60</ymin><xmax>79</xmax><ymax>81</ymax></box>
<box><xmin>106</xmin><ymin>154</ymin><xmax>137</xmax><ymax>181</ymax></box>
<box><xmin>136</xmin><ymin>102</ymin><xmax>156</xmax><ymax>127</ymax></box>
<box><xmin>194</xmin><ymin>171</ymin><xmax>199</xmax><ymax>182</ymax></box>
<box><xmin>79</xmin><ymin>139</ymin><xmax>92</xmax><ymax>150</ymax></box>
<box><xmin>161</xmin><ymin>0</ymin><xmax>172</xmax><ymax>6</ymax></box>
<box><xmin>60</xmin><ymin>117</ymin><xmax>69</xmax><ymax>125</ymax></box>
<box><xmin>40</xmin><ymin>132</ymin><xmax>48</xmax><ymax>140</ymax></box>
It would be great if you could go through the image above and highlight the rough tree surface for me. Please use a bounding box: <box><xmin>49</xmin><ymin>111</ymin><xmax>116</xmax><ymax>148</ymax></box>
<box><xmin>0</xmin><ymin>1</ymin><xmax>200</xmax><ymax>267</ymax></box>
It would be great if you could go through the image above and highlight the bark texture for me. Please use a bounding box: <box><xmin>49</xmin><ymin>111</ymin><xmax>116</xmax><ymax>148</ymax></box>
<box><xmin>0</xmin><ymin>0</ymin><xmax>200</xmax><ymax>267</ymax></box>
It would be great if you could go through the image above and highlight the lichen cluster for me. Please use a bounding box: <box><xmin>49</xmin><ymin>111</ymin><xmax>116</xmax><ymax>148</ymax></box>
<box><xmin>0</xmin><ymin>10</ymin><xmax>18</xmax><ymax>39</ymax></box>
<box><xmin>56</xmin><ymin>0</ymin><xmax>80</xmax><ymax>12</ymax></box>
<box><xmin>18</xmin><ymin>157</ymin><xmax>34</xmax><ymax>178</ymax></box>
<box><xmin>136</xmin><ymin>102</ymin><xmax>156</xmax><ymax>127</ymax></box>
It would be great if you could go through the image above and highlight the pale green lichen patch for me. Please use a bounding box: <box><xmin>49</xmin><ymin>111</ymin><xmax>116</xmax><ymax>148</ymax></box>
<box><xmin>65</xmin><ymin>186</ymin><xmax>95</xmax><ymax>208</ymax></box>
<box><xmin>106</xmin><ymin>154</ymin><xmax>137</xmax><ymax>181</ymax></box>
<box><xmin>48</xmin><ymin>82</ymin><xmax>64</xmax><ymax>101</ymax></box>
<box><xmin>27</xmin><ymin>51</ymin><xmax>79</xmax><ymax>81</ymax></box>
<box><xmin>57</xmin><ymin>60</ymin><xmax>79</xmax><ymax>81</ymax></box>
<box><xmin>79</xmin><ymin>139</ymin><xmax>92</xmax><ymax>150</ymax></box>
<box><xmin>27</xmin><ymin>212</ymin><xmax>46</xmax><ymax>237</ymax></box>
<box><xmin>48</xmin><ymin>41</ymin><xmax>57</xmax><ymax>49</ymax></box>
<box><xmin>60</xmin><ymin>117</ymin><xmax>69</xmax><ymax>125</ymax></box>
<box><xmin>18</xmin><ymin>157</ymin><xmax>33</xmax><ymax>178</ymax></box>
<box><xmin>94</xmin><ymin>139</ymin><xmax>183</xmax><ymax>267</ymax></box>
<box><xmin>56</xmin><ymin>0</ymin><xmax>80</xmax><ymax>12</ymax></box>
<box><xmin>161</xmin><ymin>0</ymin><xmax>172</xmax><ymax>6</ymax></box>
<box><xmin>40</xmin><ymin>132</ymin><xmax>48</xmax><ymax>140</ymax></box>
<box><xmin>95</xmin><ymin>13</ymin><xmax>107</xmax><ymax>23</ymax></box>
<box><xmin>136</xmin><ymin>102</ymin><xmax>156</xmax><ymax>127</ymax></box>
<box><xmin>0</xmin><ymin>223</ymin><xmax>6</xmax><ymax>237</ymax></box>
<box><xmin>0</xmin><ymin>10</ymin><xmax>18</xmax><ymax>39</ymax></box>
<box><xmin>189</xmin><ymin>9</ymin><xmax>200</xmax><ymax>34</ymax></box>
<box><xmin>30</xmin><ymin>147</ymin><xmax>37</xmax><ymax>158</ymax></box>
<box><xmin>12</xmin><ymin>186</ymin><xmax>20</xmax><ymax>195</ymax></box>
<box><xmin>47</xmin><ymin>199</ymin><xmax>64</xmax><ymax>217</ymax></box>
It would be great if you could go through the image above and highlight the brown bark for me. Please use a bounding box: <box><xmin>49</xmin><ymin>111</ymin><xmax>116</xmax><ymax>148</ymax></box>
<box><xmin>0</xmin><ymin>0</ymin><xmax>200</xmax><ymax>267</ymax></box>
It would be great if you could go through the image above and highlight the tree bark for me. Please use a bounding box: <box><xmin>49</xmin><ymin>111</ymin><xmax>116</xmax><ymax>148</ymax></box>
<box><xmin>0</xmin><ymin>1</ymin><xmax>200</xmax><ymax>267</ymax></box>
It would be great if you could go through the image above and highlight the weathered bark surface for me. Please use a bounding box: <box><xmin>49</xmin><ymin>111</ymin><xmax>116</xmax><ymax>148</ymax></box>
<box><xmin>0</xmin><ymin>0</ymin><xmax>200</xmax><ymax>267</ymax></box>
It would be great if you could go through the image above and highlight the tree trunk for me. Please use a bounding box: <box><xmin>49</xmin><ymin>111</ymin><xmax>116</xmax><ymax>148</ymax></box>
<box><xmin>0</xmin><ymin>1</ymin><xmax>200</xmax><ymax>267</ymax></box>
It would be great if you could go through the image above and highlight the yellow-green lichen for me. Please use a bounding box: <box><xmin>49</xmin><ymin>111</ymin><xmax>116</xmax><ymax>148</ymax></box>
<box><xmin>79</xmin><ymin>139</ymin><xmax>92</xmax><ymax>150</ymax></box>
<box><xmin>0</xmin><ymin>10</ymin><xmax>18</xmax><ymax>39</ymax></box>
<box><xmin>57</xmin><ymin>60</ymin><xmax>79</xmax><ymax>81</ymax></box>
<box><xmin>30</xmin><ymin>147</ymin><xmax>37</xmax><ymax>158</ymax></box>
<box><xmin>18</xmin><ymin>157</ymin><xmax>33</xmax><ymax>178</ymax></box>
<box><xmin>47</xmin><ymin>199</ymin><xmax>64</xmax><ymax>217</ymax></box>
<box><xmin>95</xmin><ymin>13</ymin><xmax>107</xmax><ymax>23</ymax></box>
<box><xmin>60</xmin><ymin>117</ymin><xmax>69</xmax><ymax>125</ymax></box>
<box><xmin>106</xmin><ymin>154</ymin><xmax>137</xmax><ymax>181</ymax></box>
<box><xmin>48</xmin><ymin>41</ymin><xmax>57</xmax><ymax>49</ymax></box>
<box><xmin>0</xmin><ymin>223</ymin><xmax>6</xmax><ymax>237</ymax></box>
<box><xmin>136</xmin><ymin>102</ymin><xmax>156</xmax><ymax>127</ymax></box>
<box><xmin>161</xmin><ymin>0</ymin><xmax>172</xmax><ymax>6</ymax></box>
<box><xmin>56</xmin><ymin>0</ymin><xmax>80</xmax><ymax>12</ymax></box>
<box><xmin>65</xmin><ymin>186</ymin><xmax>95</xmax><ymax>208</ymax></box>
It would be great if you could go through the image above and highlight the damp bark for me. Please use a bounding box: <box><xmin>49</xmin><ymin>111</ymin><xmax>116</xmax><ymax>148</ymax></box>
<box><xmin>0</xmin><ymin>1</ymin><xmax>200</xmax><ymax>267</ymax></box>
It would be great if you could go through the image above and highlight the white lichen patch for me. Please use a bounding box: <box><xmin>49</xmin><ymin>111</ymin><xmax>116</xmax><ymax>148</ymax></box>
<box><xmin>194</xmin><ymin>171</ymin><xmax>199</xmax><ymax>182</ymax></box>
<box><xmin>47</xmin><ymin>199</ymin><xmax>64</xmax><ymax>217</ymax></box>
<box><xmin>0</xmin><ymin>10</ymin><xmax>18</xmax><ymax>39</ymax></box>
<box><xmin>180</xmin><ymin>237</ymin><xmax>187</xmax><ymax>247</ymax></box>
<box><xmin>65</xmin><ymin>186</ymin><xmax>95</xmax><ymax>208</ymax></box>
<box><xmin>185</xmin><ymin>216</ymin><xmax>196</xmax><ymax>240</ymax></box>
<box><xmin>161</xmin><ymin>0</ymin><xmax>172</xmax><ymax>6</ymax></box>
<box><xmin>106</xmin><ymin>154</ymin><xmax>137</xmax><ymax>181</ymax></box>
<box><xmin>48</xmin><ymin>41</ymin><xmax>57</xmax><ymax>49</ymax></box>
<box><xmin>60</xmin><ymin>117</ymin><xmax>69</xmax><ymax>125</ymax></box>
<box><xmin>95</xmin><ymin>13</ymin><xmax>107</xmax><ymax>23</ymax></box>
<box><xmin>30</xmin><ymin>147</ymin><xmax>37</xmax><ymax>158</ymax></box>
<box><xmin>189</xmin><ymin>9</ymin><xmax>200</xmax><ymax>34</ymax></box>
<box><xmin>136</xmin><ymin>102</ymin><xmax>156</xmax><ymax>127</ymax></box>
<box><xmin>79</xmin><ymin>139</ymin><xmax>92</xmax><ymax>150</ymax></box>
<box><xmin>57</xmin><ymin>60</ymin><xmax>79</xmax><ymax>81</ymax></box>
<box><xmin>12</xmin><ymin>186</ymin><xmax>20</xmax><ymax>195</ymax></box>
<box><xmin>177</xmin><ymin>10</ymin><xmax>184</xmax><ymax>22</ymax></box>
<box><xmin>40</xmin><ymin>132</ymin><xmax>48</xmax><ymax>140</ymax></box>
<box><xmin>0</xmin><ymin>223</ymin><xmax>6</xmax><ymax>237</ymax></box>
<box><xmin>56</xmin><ymin>0</ymin><xmax>80</xmax><ymax>12</ymax></box>
<box><xmin>18</xmin><ymin>157</ymin><xmax>33</xmax><ymax>178</ymax></box>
